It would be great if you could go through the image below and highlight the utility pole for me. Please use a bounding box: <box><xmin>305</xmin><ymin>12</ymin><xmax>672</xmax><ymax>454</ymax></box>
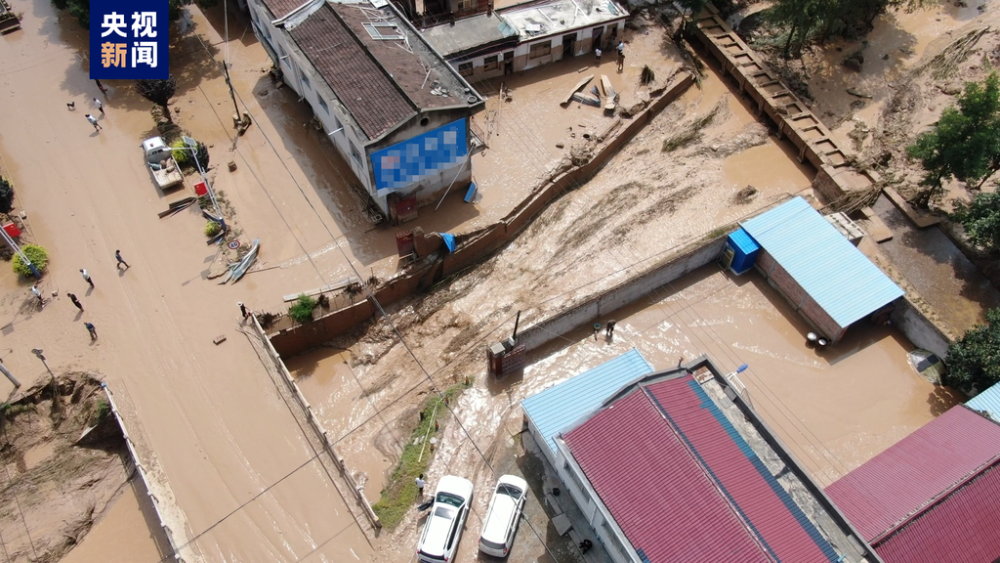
<box><xmin>219</xmin><ymin>61</ymin><xmax>241</xmax><ymax>126</ymax></box>
<box><xmin>0</xmin><ymin>356</ymin><xmax>19</xmax><ymax>389</ymax></box>
<box><xmin>175</xmin><ymin>139</ymin><xmax>225</xmax><ymax>233</ymax></box>
<box><xmin>30</xmin><ymin>349</ymin><xmax>53</xmax><ymax>382</ymax></box>
<box><xmin>0</xmin><ymin>225</ymin><xmax>39</xmax><ymax>279</ymax></box>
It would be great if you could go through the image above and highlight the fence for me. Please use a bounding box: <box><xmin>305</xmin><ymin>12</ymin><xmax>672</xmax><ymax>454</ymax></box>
<box><xmin>101</xmin><ymin>383</ymin><xmax>188</xmax><ymax>562</ymax></box>
<box><xmin>268</xmin><ymin>72</ymin><xmax>697</xmax><ymax>357</ymax></box>
<box><xmin>248</xmin><ymin>314</ymin><xmax>382</xmax><ymax>530</ymax></box>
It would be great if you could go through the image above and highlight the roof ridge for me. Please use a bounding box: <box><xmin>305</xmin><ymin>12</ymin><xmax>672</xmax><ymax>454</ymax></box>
<box><xmin>326</xmin><ymin>3</ymin><xmax>418</xmax><ymax>114</ymax></box>
<box><xmin>873</xmin><ymin>455</ymin><xmax>1000</xmax><ymax>545</ymax></box>
<box><xmin>640</xmin><ymin>384</ymin><xmax>778</xmax><ymax>561</ymax></box>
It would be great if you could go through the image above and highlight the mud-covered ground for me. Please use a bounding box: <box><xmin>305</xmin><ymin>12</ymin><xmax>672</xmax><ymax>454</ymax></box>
<box><xmin>290</xmin><ymin>18</ymin><xmax>824</xmax><ymax>560</ymax></box>
<box><xmin>0</xmin><ymin>374</ymin><xmax>131</xmax><ymax>563</ymax></box>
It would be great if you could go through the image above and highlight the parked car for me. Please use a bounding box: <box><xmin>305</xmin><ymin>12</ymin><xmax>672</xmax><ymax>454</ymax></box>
<box><xmin>417</xmin><ymin>475</ymin><xmax>474</xmax><ymax>563</ymax></box>
<box><xmin>479</xmin><ymin>475</ymin><xmax>528</xmax><ymax>557</ymax></box>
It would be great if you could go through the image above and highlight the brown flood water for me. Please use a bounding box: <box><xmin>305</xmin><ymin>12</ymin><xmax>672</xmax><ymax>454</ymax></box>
<box><xmin>526</xmin><ymin>266</ymin><xmax>961</xmax><ymax>485</ymax></box>
<box><xmin>60</xmin><ymin>480</ymin><xmax>171</xmax><ymax>563</ymax></box>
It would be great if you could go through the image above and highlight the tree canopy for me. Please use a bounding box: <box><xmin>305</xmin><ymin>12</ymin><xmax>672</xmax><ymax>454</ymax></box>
<box><xmin>951</xmin><ymin>192</ymin><xmax>1000</xmax><ymax>252</ymax></box>
<box><xmin>947</xmin><ymin>308</ymin><xmax>1000</xmax><ymax>393</ymax></box>
<box><xmin>768</xmin><ymin>0</ymin><xmax>928</xmax><ymax>57</ymax></box>
<box><xmin>908</xmin><ymin>73</ymin><xmax>1000</xmax><ymax>191</ymax></box>
<box><xmin>53</xmin><ymin>0</ymin><xmax>216</xmax><ymax>29</ymax></box>
<box><xmin>136</xmin><ymin>78</ymin><xmax>177</xmax><ymax>122</ymax></box>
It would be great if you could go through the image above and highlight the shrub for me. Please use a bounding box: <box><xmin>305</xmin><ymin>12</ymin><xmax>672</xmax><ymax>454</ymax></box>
<box><xmin>12</xmin><ymin>244</ymin><xmax>48</xmax><ymax>276</ymax></box>
<box><xmin>288</xmin><ymin>294</ymin><xmax>317</xmax><ymax>323</ymax></box>
<box><xmin>0</xmin><ymin>176</ymin><xmax>14</xmax><ymax>214</ymax></box>
<box><xmin>204</xmin><ymin>220</ymin><xmax>222</xmax><ymax>237</ymax></box>
<box><xmin>170</xmin><ymin>139</ymin><xmax>191</xmax><ymax>166</ymax></box>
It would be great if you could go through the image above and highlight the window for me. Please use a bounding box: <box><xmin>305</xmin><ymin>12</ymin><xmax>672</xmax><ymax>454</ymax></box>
<box><xmin>484</xmin><ymin>55</ymin><xmax>499</xmax><ymax>71</ymax></box>
<box><xmin>528</xmin><ymin>41</ymin><xmax>551</xmax><ymax>59</ymax></box>
<box><xmin>456</xmin><ymin>0</ymin><xmax>474</xmax><ymax>10</ymax></box>
<box><xmin>300</xmin><ymin>73</ymin><xmax>311</xmax><ymax>90</ymax></box>
<box><xmin>317</xmin><ymin>97</ymin><xmax>329</xmax><ymax>113</ymax></box>
<box><xmin>458</xmin><ymin>62</ymin><xmax>473</xmax><ymax>77</ymax></box>
<box><xmin>563</xmin><ymin>460</ymin><xmax>591</xmax><ymax>504</ymax></box>
<box><xmin>350</xmin><ymin>141</ymin><xmax>362</xmax><ymax>166</ymax></box>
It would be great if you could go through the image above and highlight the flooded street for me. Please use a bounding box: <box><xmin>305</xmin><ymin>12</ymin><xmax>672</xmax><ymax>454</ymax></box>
<box><xmin>0</xmin><ymin>2</ymin><xmax>373</xmax><ymax>561</ymax></box>
<box><xmin>59</xmin><ymin>480</ymin><xmax>171</xmax><ymax>563</ymax></box>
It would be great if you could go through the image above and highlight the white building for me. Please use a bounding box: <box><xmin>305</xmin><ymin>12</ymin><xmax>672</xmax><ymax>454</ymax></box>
<box><xmin>247</xmin><ymin>0</ymin><xmax>485</xmax><ymax>222</ymax></box>
<box><xmin>421</xmin><ymin>0</ymin><xmax>628</xmax><ymax>82</ymax></box>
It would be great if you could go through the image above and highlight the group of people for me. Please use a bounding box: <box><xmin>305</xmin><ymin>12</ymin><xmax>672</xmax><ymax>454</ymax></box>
<box><xmin>28</xmin><ymin>249</ymin><xmax>131</xmax><ymax>342</ymax></box>
<box><xmin>594</xmin><ymin>41</ymin><xmax>627</xmax><ymax>72</ymax></box>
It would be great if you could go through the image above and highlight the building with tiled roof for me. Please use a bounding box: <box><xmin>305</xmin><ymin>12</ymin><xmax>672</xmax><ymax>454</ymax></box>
<box><xmin>522</xmin><ymin>354</ymin><xmax>879</xmax><ymax>563</ymax></box>
<box><xmin>246</xmin><ymin>0</ymin><xmax>484</xmax><ymax>222</ymax></box>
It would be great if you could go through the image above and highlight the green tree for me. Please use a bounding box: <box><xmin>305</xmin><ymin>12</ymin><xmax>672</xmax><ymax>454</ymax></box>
<box><xmin>0</xmin><ymin>176</ymin><xmax>14</xmax><ymax>214</ymax></box>
<box><xmin>136</xmin><ymin>78</ymin><xmax>177</xmax><ymax>123</ymax></box>
<box><xmin>769</xmin><ymin>0</ymin><xmax>825</xmax><ymax>57</ymax></box>
<box><xmin>952</xmin><ymin>192</ymin><xmax>1000</xmax><ymax>252</ymax></box>
<box><xmin>11</xmin><ymin>244</ymin><xmax>48</xmax><ymax>277</ymax></box>
<box><xmin>51</xmin><ymin>0</ymin><xmax>90</xmax><ymax>28</ymax></box>
<box><xmin>947</xmin><ymin>308</ymin><xmax>1000</xmax><ymax>392</ymax></box>
<box><xmin>54</xmin><ymin>0</ymin><xmax>216</xmax><ymax>28</ymax></box>
<box><xmin>288</xmin><ymin>294</ymin><xmax>317</xmax><ymax>323</ymax></box>
<box><xmin>908</xmin><ymin>73</ymin><xmax>1000</xmax><ymax>191</ymax></box>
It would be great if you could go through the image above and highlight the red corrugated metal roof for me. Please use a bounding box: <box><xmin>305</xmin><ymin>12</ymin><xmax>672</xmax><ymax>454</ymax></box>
<box><xmin>874</xmin><ymin>462</ymin><xmax>1000</xmax><ymax>563</ymax></box>
<box><xmin>826</xmin><ymin>406</ymin><xmax>1000</xmax><ymax>542</ymax></box>
<box><xmin>563</xmin><ymin>375</ymin><xmax>834</xmax><ymax>563</ymax></box>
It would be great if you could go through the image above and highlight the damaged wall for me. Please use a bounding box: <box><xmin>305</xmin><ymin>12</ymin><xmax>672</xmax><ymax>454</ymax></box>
<box><xmin>269</xmin><ymin>73</ymin><xmax>696</xmax><ymax>357</ymax></box>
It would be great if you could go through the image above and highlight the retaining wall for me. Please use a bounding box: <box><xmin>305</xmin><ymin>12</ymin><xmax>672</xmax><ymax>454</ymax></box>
<box><xmin>516</xmin><ymin>234</ymin><xmax>730</xmax><ymax>351</ymax></box>
<box><xmin>890</xmin><ymin>298</ymin><xmax>952</xmax><ymax>360</ymax></box>
<box><xmin>250</xmin><ymin>315</ymin><xmax>383</xmax><ymax>529</ymax></box>
<box><xmin>101</xmin><ymin>383</ymin><xmax>188</xmax><ymax>563</ymax></box>
<box><xmin>692</xmin><ymin>6</ymin><xmax>878</xmax><ymax>200</ymax></box>
<box><xmin>269</xmin><ymin>73</ymin><xmax>696</xmax><ymax>357</ymax></box>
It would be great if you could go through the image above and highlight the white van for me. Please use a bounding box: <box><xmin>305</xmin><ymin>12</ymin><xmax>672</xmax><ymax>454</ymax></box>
<box><xmin>478</xmin><ymin>475</ymin><xmax>528</xmax><ymax>557</ymax></box>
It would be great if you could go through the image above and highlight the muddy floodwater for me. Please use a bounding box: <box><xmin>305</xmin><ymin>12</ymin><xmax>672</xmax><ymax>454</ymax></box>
<box><xmin>60</xmin><ymin>480</ymin><xmax>171</xmax><ymax>563</ymax></box>
<box><xmin>528</xmin><ymin>266</ymin><xmax>961</xmax><ymax>485</ymax></box>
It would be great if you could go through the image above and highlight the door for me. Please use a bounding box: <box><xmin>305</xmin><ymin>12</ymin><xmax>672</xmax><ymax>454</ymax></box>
<box><xmin>592</xmin><ymin>26</ymin><xmax>604</xmax><ymax>51</ymax></box>
<box><xmin>562</xmin><ymin>33</ymin><xmax>576</xmax><ymax>59</ymax></box>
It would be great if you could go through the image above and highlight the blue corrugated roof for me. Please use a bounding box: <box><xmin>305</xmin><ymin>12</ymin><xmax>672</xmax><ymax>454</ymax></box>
<box><xmin>740</xmin><ymin>197</ymin><xmax>903</xmax><ymax>327</ymax></box>
<box><xmin>521</xmin><ymin>349</ymin><xmax>654</xmax><ymax>457</ymax></box>
<box><xmin>967</xmin><ymin>382</ymin><xmax>1000</xmax><ymax>424</ymax></box>
<box><xmin>728</xmin><ymin>228</ymin><xmax>760</xmax><ymax>254</ymax></box>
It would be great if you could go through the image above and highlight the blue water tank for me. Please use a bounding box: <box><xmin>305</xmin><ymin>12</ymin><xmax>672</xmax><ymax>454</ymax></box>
<box><xmin>725</xmin><ymin>228</ymin><xmax>760</xmax><ymax>275</ymax></box>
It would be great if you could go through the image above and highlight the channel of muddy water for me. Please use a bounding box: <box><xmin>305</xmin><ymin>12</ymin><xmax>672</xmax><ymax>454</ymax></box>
<box><xmin>290</xmin><ymin>31</ymin><xmax>823</xmax><ymax>514</ymax></box>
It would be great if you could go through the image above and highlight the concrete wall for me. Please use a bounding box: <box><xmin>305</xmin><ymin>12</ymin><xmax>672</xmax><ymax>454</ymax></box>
<box><xmin>890</xmin><ymin>297</ymin><xmax>951</xmax><ymax>359</ymax></box>
<box><xmin>692</xmin><ymin>6</ymin><xmax>877</xmax><ymax>200</ymax></box>
<box><xmin>452</xmin><ymin>21</ymin><xmax>625</xmax><ymax>79</ymax></box>
<box><xmin>516</xmin><ymin>235</ymin><xmax>728</xmax><ymax>351</ymax></box>
<box><xmin>268</xmin><ymin>73</ymin><xmax>696</xmax><ymax>356</ymax></box>
<box><xmin>755</xmin><ymin>250</ymin><xmax>846</xmax><ymax>341</ymax></box>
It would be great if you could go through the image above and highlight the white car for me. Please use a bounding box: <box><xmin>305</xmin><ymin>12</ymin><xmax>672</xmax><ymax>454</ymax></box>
<box><xmin>478</xmin><ymin>475</ymin><xmax>528</xmax><ymax>557</ymax></box>
<box><xmin>417</xmin><ymin>475</ymin><xmax>474</xmax><ymax>563</ymax></box>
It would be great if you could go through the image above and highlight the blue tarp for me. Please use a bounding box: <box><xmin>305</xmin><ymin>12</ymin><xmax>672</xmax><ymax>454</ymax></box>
<box><xmin>441</xmin><ymin>233</ymin><xmax>456</xmax><ymax>253</ymax></box>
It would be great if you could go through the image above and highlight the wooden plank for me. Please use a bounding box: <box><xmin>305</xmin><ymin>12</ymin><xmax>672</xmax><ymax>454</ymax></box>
<box><xmin>600</xmin><ymin>75</ymin><xmax>616</xmax><ymax>98</ymax></box>
<box><xmin>561</xmin><ymin>74</ymin><xmax>594</xmax><ymax>106</ymax></box>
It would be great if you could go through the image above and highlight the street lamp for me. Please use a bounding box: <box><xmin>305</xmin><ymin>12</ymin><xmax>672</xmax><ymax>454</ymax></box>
<box><xmin>30</xmin><ymin>348</ymin><xmax>54</xmax><ymax>382</ymax></box>
<box><xmin>171</xmin><ymin>138</ymin><xmax>225</xmax><ymax>232</ymax></box>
